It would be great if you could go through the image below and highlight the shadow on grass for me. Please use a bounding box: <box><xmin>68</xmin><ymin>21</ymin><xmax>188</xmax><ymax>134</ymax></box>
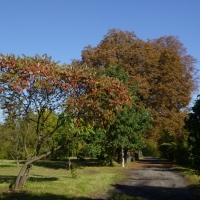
<box><xmin>0</xmin><ymin>175</ymin><xmax>58</xmax><ymax>184</ymax></box>
<box><xmin>0</xmin><ymin>165</ymin><xmax>16</xmax><ymax>168</ymax></box>
<box><xmin>33</xmin><ymin>160</ymin><xmax>67</xmax><ymax>170</ymax></box>
<box><xmin>0</xmin><ymin>176</ymin><xmax>16</xmax><ymax>184</ymax></box>
<box><xmin>0</xmin><ymin>192</ymin><xmax>92</xmax><ymax>200</ymax></box>
<box><xmin>138</xmin><ymin>157</ymin><xmax>170</xmax><ymax>165</ymax></box>
<box><xmin>33</xmin><ymin>159</ymin><xmax>100</xmax><ymax>170</ymax></box>
<box><xmin>28</xmin><ymin>176</ymin><xmax>58</xmax><ymax>182</ymax></box>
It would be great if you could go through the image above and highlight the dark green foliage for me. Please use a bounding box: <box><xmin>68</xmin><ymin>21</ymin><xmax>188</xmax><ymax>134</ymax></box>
<box><xmin>105</xmin><ymin>64</ymin><xmax>129</xmax><ymax>84</ymax></box>
<box><xmin>79</xmin><ymin>102</ymin><xmax>152</xmax><ymax>165</ymax></box>
<box><xmin>108</xmin><ymin>103</ymin><xmax>152</xmax><ymax>150</ymax></box>
<box><xmin>79</xmin><ymin>129</ymin><xmax>106</xmax><ymax>158</ymax></box>
<box><xmin>175</xmin><ymin>141</ymin><xmax>190</xmax><ymax>165</ymax></box>
<box><xmin>158</xmin><ymin>130</ymin><xmax>176</xmax><ymax>161</ymax></box>
<box><xmin>142</xmin><ymin>139</ymin><xmax>160</xmax><ymax>157</ymax></box>
<box><xmin>158</xmin><ymin>128</ymin><xmax>190</xmax><ymax>163</ymax></box>
<box><xmin>185</xmin><ymin>95</ymin><xmax>200</xmax><ymax>174</ymax></box>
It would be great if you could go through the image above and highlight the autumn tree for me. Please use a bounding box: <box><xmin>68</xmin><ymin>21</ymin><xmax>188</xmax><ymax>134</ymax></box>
<box><xmin>0</xmin><ymin>53</ymin><xmax>131</xmax><ymax>189</ymax></box>
<box><xmin>81</xmin><ymin>28</ymin><xmax>197</xmax><ymax>144</ymax></box>
<box><xmin>78</xmin><ymin>65</ymin><xmax>152</xmax><ymax>166</ymax></box>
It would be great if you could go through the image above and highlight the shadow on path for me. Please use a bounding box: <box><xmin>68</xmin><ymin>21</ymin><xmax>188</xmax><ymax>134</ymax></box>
<box><xmin>137</xmin><ymin>157</ymin><xmax>170</xmax><ymax>165</ymax></box>
<box><xmin>111</xmin><ymin>184</ymin><xmax>198</xmax><ymax>200</ymax></box>
<box><xmin>0</xmin><ymin>192</ymin><xmax>91</xmax><ymax>200</ymax></box>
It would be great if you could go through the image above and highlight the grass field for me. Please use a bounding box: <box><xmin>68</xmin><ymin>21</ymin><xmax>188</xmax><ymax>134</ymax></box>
<box><xmin>0</xmin><ymin>159</ymin><xmax>138</xmax><ymax>200</ymax></box>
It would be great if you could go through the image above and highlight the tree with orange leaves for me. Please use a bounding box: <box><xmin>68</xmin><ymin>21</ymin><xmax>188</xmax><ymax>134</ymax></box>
<box><xmin>81</xmin><ymin>29</ymin><xmax>198</xmax><ymax>145</ymax></box>
<box><xmin>0</xmin><ymin>54</ymin><xmax>132</xmax><ymax>189</ymax></box>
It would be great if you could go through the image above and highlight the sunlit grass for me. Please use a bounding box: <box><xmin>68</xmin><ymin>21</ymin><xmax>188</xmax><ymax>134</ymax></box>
<box><xmin>0</xmin><ymin>159</ymin><xmax>132</xmax><ymax>199</ymax></box>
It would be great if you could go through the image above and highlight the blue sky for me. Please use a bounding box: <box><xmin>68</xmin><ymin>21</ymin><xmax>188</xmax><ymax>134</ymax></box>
<box><xmin>0</xmin><ymin>1</ymin><xmax>199</xmax><ymax>97</ymax></box>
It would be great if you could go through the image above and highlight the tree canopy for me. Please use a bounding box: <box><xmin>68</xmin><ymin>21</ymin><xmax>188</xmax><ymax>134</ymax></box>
<box><xmin>78</xmin><ymin>65</ymin><xmax>152</xmax><ymax>165</ymax></box>
<box><xmin>81</xmin><ymin>28</ymin><xmax>198</xmax><ymax>139</ymax></box>
<box><xmin>0</xmin><ymin>53</ymin><xmax>132</xmax><ymax>189</ymax></box>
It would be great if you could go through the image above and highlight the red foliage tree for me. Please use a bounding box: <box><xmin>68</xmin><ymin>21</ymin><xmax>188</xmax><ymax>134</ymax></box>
<box><xmin>0</xmin><ymin>54</ymin><xmax>132</xmax><ymax>189</ymax></box>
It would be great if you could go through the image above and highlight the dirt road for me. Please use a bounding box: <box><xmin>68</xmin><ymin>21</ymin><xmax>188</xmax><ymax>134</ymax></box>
<box><xmin>109</xmin><ymin>157</ymin><xmax>199</xmax><ymax>200</ymax></box>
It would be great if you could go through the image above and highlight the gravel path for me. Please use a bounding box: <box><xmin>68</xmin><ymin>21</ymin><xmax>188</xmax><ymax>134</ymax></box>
<box><xmin>107</xmin><ymin>157</ymin><xmax>199</xmax><ymax>200</ymax></box>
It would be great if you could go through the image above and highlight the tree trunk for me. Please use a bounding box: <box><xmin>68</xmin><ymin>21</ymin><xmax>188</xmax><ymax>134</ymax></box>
<box><xmin>14</xmin><ymin>162</ymin><xmax>30</xmax><ymax>189</ymax></box>
<box><xmin>110</xmin><ymin>158</ymin><xmax>114</xmax><ymax>167</ymax></box>
<box><xmin>68</xmin><ymin>158</ymin><xmax>71</xmax><ymax>170</ymax></box>
<box><xmin>116</xmin><ymin>148</ymin><xmax>121</xmax><ymax>163</ymax></box>
<box><xmin>16</xmin><ymin>154</ymin><xmax>19</xmax><ymax>168</ymax></box>
<box><xmin>24</xmin><ymin>122</ymin><xmax>30</xmax><ymax>160</ymax></box>
<box><xmin>124</xmin><ymin>148</ymin><xmax>128</xmax><ymax>163</ymax></box>
<box><xmin>9</xmin><ymin>154</ymin><xmax>19</xmax><ymax>168</ymax></box>
<box><xmin>17</xmin><ymin>164</ymin><xmax>32</xmax><ymax>189</ymax></box>
<box><xmin>122</xmin><ymin>148</ymin><xmax>124</xmax><ymax>167</ymax></box>
<box><xmin>14</xmin><ymin>142</ymin><xmax>67</xmax><ymax>189</ymax></box>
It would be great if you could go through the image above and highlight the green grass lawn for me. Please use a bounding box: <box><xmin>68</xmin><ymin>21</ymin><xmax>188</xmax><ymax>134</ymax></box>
<box><xmin>0</xmin><ymin>159</ymin><xmax>135</xmax><ymax>200</ymax></box>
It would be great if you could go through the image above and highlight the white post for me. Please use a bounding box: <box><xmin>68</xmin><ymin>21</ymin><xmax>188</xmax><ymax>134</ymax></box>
<box><xmin>122</xmin><ymin>148</ymin><xmax>124</xmax><ymax>167</ymax></box>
